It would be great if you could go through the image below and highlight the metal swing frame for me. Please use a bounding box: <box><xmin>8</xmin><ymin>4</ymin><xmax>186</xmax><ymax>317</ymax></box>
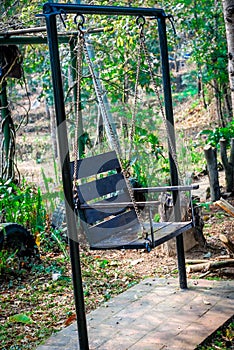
<box><xmin>42</xmin><ymin>4</ymin><xmax>197</xmax><ymax>349</ymax></box>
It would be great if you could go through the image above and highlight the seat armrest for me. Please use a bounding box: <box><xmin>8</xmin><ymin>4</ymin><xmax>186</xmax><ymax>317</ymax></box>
<box><xmin>132</xmin><ymin>184</ymin><xmax>199</xmax><ymax>193</ymax></box>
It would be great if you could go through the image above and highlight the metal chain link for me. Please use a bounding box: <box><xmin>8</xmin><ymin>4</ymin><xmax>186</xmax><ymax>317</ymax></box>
<box><xmin>73</xmin><ymin>23</ymin><xmax>84</xmax><ymax>207</ymax></box>
<box><xmin>70</xmin><ymin>16</ymin><xmax>147</xmax><ymax>235</ymax></box>
<box><xmin>78</xmin><ymin>24</ymin><xmax>147</xmax><ymax>236</ymax></box>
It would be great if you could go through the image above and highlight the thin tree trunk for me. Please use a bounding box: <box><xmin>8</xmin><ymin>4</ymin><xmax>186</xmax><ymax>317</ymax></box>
<box><xmin>45</xmin><ymin>99</ymin><xmax>58</xmax><ymax>160</ymax></box>
<box><xmin>222</xmin><ymin>0</ymin><xmax>234</xmax><ymax>118</ymax></box>
<box><xmin>223</xmin><ymin>84</ymin><xmax>233</xmax><ymax>121</ymax></box>
<box><xmin>213</xmin><ymin>79</ymin><xmax>225</xmax><ymax>127</ymax></box>
<box><xmin>204</xmin><ymin>145</ymin><xmax>221</xmax><ymax>201</ymax></box>
<box><xmin>220</xmin><ymin>137</ymin><xmax>234</xmax><ymax>192</ymax></box>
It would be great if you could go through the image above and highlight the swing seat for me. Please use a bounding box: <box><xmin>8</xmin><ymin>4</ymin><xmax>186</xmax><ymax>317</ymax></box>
<box><xmin>71</xmin><ymin>151</ymin><xmax>198</xmax><ymax>251</ymax></box>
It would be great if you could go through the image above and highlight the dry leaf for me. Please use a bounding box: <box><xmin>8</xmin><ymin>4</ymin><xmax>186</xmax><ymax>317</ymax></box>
<box><xmin>64</xmin><ymin>314</ymin><xmax>76</xmax><ymax>327</ymax></box>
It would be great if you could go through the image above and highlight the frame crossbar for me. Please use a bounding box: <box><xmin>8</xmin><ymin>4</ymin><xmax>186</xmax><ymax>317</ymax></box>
<box><xmin>43</xmin><ymin>3</ymin><xmax>167</xmax><ymax>17</ymax></box>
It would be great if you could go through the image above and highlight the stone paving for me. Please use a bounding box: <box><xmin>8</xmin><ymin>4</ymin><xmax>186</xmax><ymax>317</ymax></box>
<box><xmin>37</xmin><ymin>278</ymin><xmax>234</xmax><ymax>350</ymax></box>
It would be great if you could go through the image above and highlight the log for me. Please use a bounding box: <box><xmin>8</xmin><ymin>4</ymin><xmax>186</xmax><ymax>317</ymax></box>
<box><xmin>219</xmin><ymin>234</ymin><xmax>234</xmax><ymax>255</ymax></box>
<box><xmin>215</xmin><ymin>197</ymin><xmax>234</xmax><ymax>217</ymax></box>
<box><xmin>185</xmin><ymin>259</ymin><xmax>209</xmax><ymax>265</ymax></box>
<box><xmin>186</xmin><ymin>259</ymin><xmax>234</xmax><ymax>273</ymax></box>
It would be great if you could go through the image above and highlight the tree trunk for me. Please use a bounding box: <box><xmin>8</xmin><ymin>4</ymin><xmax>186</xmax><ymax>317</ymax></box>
<box><xmin>219</xmin><ymin>234</ymin><xmax>234</xmax><ymax>255</ymax></box>
<box><xmin>213</xmin><ymin>79</ymin><xmax>225</xmax><ymax>127</ymax></box>
<box><xmin>223</xmin><ymin>84</ymin><xmax>233</xmax><ymax>121</ymax></box>
<box><xmin>220</xmin><ymin>137</ymin><xmax>234</xmax><ymax>192</ymax></box>
<box><xmin>222</xmin><ymin>0</ymin><xmax>234</xmax><ymax>118</ymax></box>
<box><xmin>204</xmin><ymin>145</ymin><xmax>221</xmax><ymax>201</ymax></box>
<box><xmin>0</xmin><ymin>80</ymin><xmax>15</xmax><ymax>180</ymax></box>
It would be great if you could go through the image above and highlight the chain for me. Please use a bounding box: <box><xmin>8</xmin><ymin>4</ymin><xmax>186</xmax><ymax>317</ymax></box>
<box><xmin>76</xmin><ymin>21</ymin><xmax>147</xmax><ymax>237</ymax></box>
<box><xmin>137</xmin><ymin>16</ymin><xmax>183</xmax><ymax>185</ymax></box>
<box><xmin>73</xmin><ymin>18</ymin><xmax>84</xmax><ymax>208</ymax></box>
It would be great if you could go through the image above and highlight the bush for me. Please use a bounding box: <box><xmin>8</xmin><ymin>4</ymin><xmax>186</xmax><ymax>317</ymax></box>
<box><xmin>0</xmin><ymin>179</ymin><xmax>46</xmax><ymax>235</ymax></box>
<box><xmin>199</xmin><ymin>120</ymin><xmax>234</xmax><ymax>148</ymax></box>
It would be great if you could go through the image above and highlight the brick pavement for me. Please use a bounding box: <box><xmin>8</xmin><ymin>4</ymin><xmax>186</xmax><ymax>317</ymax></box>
<box><xmin>37</xmin><ymin>278</ymin><xmax>234</xmax><ymax>350</ymax></box>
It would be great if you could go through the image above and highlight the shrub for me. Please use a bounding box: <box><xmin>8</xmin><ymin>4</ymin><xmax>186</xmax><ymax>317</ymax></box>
<box><xmin>0</xmin><ymin>179</ymin><xmax>46</xmax><ymax>235</ymax></box>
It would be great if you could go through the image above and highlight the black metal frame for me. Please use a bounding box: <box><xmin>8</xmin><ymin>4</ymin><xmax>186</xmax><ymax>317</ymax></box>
<box><xmin>42</xmin><ymin>4</ymin><xmax>186</xmax><ymax>349</ymax></box>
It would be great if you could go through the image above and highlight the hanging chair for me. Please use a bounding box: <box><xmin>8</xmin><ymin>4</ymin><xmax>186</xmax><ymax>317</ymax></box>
<box><xmin>72</xmin><ymin>150</ymin><xmax>198</xmax><ymax>251</ymax></box>
<box><xmin>70</xmin><ymin>15</ymin><xmax>199</xmax><ymax>252</ymax></box>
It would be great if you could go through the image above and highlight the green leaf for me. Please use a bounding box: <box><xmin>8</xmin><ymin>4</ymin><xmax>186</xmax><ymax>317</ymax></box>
<box><xmin>9</xmin><ymin>313</ymin><xmax>33</xmax><ymax>324</ymax></box>
<box><xmin>99</xmin><ymin>259</ymin><xmax>109</xmax><ymax>268</ymax></box>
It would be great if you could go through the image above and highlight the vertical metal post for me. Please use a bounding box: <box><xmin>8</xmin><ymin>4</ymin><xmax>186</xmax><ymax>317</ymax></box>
<box><xmin>44</xmin><ymin>12</ymin><xmax>89</xmax><ymax>349</ymax></box>
<box><xmin>157</xmin><ymin>16</ymin><xmax>187</xmax><ymax>289</ymax></box>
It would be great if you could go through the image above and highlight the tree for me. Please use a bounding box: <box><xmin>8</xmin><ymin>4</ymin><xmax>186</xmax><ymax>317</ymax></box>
<box><xmin>165</xmin><ymin>0</ymin><xmax>230</xmax><ymax>125</ymax></box>
<box><xmin>222</xmin><ymin>0</ymin><xmax>234</xmax><ymax>118</ymax></box>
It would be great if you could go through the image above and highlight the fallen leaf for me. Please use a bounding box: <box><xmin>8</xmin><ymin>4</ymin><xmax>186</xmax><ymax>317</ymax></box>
<box><xmin>9</xmin><ymin>313</ymin><xmax>33</xmax><ymax>324</ymax></box>
<box><xmin>64</xmin><ymin>314</ymin><xmax>76</xmax><ymax>327</ymax></box>
<box><xmin>131</xmin><ymin>258</ymin><xmax>144</xmax><ymax>266</ymax></box>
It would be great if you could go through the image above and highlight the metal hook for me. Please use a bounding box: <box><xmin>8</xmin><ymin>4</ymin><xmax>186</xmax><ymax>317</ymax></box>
<box><xmin>136</xmin><ymin>15</ymin><xmax>146</xmax><ymax>28</ymax></box>
<box><xmin>74</xmin><ymin>13</ymin><xmax>85</xmax><ymax>32</ymax></box>
<box><xmin>167</xmin><ymin>15</ymin><xmax>177</xmax><ymax>36</ymax></box>
<box><xmin>59</xmin><ymin>10</ymin><xmax>67</xmax><ymax>29</ymax></box>
<box><xmin>136</xmin><ymin>15</ymin><xmax>146</xmax><ymax>40</ymax></box>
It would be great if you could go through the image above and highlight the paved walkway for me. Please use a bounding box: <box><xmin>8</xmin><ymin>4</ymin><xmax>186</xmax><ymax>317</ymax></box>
<box><xmin>37</xmin><ymin>278</ymin><xmax>234</xmax><ymax>350</ymax></box>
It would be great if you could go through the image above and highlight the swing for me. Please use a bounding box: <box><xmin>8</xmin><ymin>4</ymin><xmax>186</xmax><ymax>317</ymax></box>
<box><xmin>72</xmin><ymin>15</ymin><xmax>199</xmax><ymax>252</ymax></box>
<box><xmin>72</xmin><ymin>150</ymin><xmax>198</xmax><ymax>251</ymax></box>
<box><xmin>43</xmin><ymin>7</ymin><xmax>199</xmax><ymax>346</ymax></box>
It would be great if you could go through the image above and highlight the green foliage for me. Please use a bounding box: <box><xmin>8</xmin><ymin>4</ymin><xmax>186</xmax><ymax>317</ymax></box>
<box><xmin>0</xmin><ymin>179</ymin><xmax>46</xmax><ymax>234</ymax></box>
<box><xmin>0</xmin><ymin>249</ymin><xmax>18</xmax><ymax>275</ymax></box>
<box><xmin>199</xmin><ymin>120</ymin><xmax>234</xmax><ymax>148</ymax></box>
<box><xmin>40</xmin><ymin>158</ymin><xmax>65</xmax><ymax>218</ymax></box>
<box><xmin>197</xmin><ymin>318</ymin><xmax>234</xmax><ymax>349</ymax></box>
<box><xmin>172</xmin><ymin>70</ymin><xmax>198</xmax><ymax>105</ymax></box>
<box><xmin>9</xmin><ymin>313</ymin><xmax>33</xmax><ymax>325</ymax></box>
<box><xmin>178</xmin><ymin>136</ymin><xmax>205</xmax><ymax>175</ymax></box>
<box><xmin>166</xmin><ymin>0</ymin><xmax>229</xmax><ymax>122</ymax></box>
<box><xmin>49</xmin><ymin>230</ymin><xmax>69</xmax><ymax>260</ymax></box>
<box><xmin>127</xmin><ymin>125</ymin><xmax>166</xmax><ymax>187</ymax></box>
<box><xmin>153</xmin><ymin>213</ymin><xmax>161</xmax><ymax>222</ymax></box>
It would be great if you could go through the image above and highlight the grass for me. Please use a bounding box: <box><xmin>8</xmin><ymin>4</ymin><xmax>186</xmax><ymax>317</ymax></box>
<box><xmin>196</xmin><ymin>316</ymin><xmax>234</xmax><ymax>349</ymax></box>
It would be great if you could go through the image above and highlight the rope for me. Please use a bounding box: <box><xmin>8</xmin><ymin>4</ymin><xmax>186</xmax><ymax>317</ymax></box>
<box><xmin>128</xmin><ymin>33</ymin><xmax>142</xmax><ymax>164</ymax></box>
<box><xmin>73</xmin><ymin>17</ymin><xmax>147</xmax><ymax>237</ymax></box>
